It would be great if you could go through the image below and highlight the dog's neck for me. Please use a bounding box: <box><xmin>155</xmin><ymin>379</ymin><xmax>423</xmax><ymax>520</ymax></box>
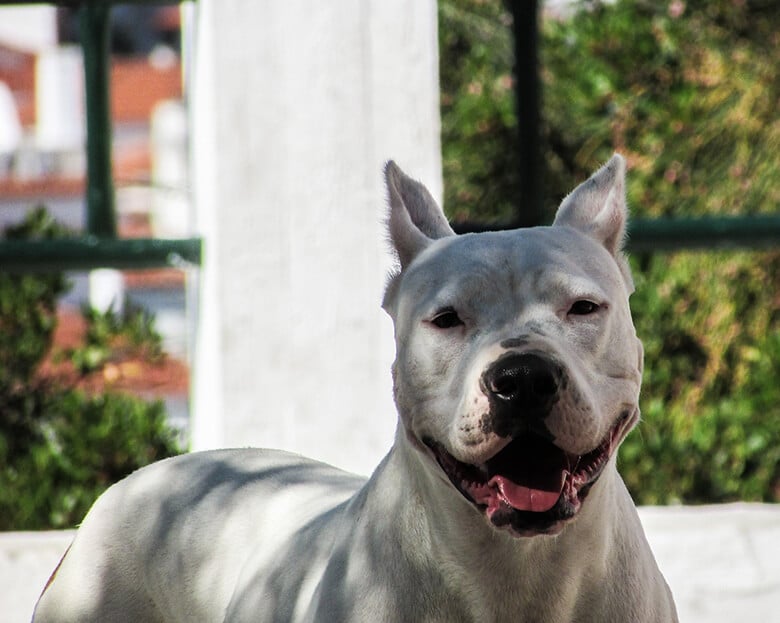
<box><xmin>360</xmin><ymin>430</ymin><xmax>638</xmax><ymax>622</ymax></box>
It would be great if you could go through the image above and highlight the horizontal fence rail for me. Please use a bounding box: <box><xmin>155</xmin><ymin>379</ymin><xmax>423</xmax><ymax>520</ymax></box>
<box><xmin>0</xmin><ymin>237</ymin><xmax>201</xmax><ymax>273</ymax></box>
<box><xmin>453</xmin><ymin>215</ymin><xmax>780</xmax><ymax>252</ymax></box>
<box><xmin>0</xmin><ymin>0</ymin><xmax>200</xmax><ymax>274</ymax></box>
<box><xmin>627</xmin><ymin>215</ymin><xmax>780</xmax><ymax>252</ymax></box>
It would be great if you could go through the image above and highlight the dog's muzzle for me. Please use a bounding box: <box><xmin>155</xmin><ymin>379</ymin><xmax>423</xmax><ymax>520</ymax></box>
<box><xmin>424</xmin><ymin>352</ymin><xmax>637</xmax><ymax>537</ymax></box>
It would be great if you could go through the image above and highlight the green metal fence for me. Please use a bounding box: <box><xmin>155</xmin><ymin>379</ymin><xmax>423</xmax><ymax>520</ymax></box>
<box><xmin>504</xmin><ymin>0</ymin><xmax>780</xmax><ymax>250</ymax></box>
<box><xmin>627</xmin><ymin>215</ymin><xmax>780</xmax><ymax>253</ymax></box>
<box><xmin>0</xmin><ymin>0</ymin><xmax>201</xmax><ymax>272</ymax></box>
<box><xmin>454</xmin><ymin>214</ymin><xmax>780</xmax><ymax>252</ymax></box>
<box><xmin>0</xmin><ymin>1</ymin><xmax>777</xmax><ymax>276</ymax></box>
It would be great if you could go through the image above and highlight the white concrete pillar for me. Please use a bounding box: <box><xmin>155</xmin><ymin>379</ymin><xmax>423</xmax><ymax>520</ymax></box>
<box><xmin>88</xmin><ymin>268</ymin><xmax>124</xmax><ymax>315</ymax></box>
<box><xmin>35</xmin><ymin>46</ymin><xmax>84</xmax><ymax>169</ymax></box>
<box><xmin>151</xmin><ymin>99</ymin><xmax>190</xmax><ymax>238</ymax></box>
<box><xmin>189</xmin><ymin>0</ymin><xmax>441</xmax><ymax>476</ymax></box>
<box><xmin>0</xmin><ymin>7</ymin><xmax>56</xmax><ymax>53</ymax></box>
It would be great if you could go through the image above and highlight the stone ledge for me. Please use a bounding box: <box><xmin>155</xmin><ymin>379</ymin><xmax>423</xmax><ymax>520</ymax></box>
<box><xmin>639</xmin><ymin>503</ymin><xmax>780</xmax><ymax>623</ymax></box>
<box><xmin>2</xmin><ymin>504</ymin><xmax>778</xmax><ymax>623</ymax></box>
<box><xmin>0</xmin><ymin>530</ymin><xmax>75</xmax><ymax>623</ymax></box>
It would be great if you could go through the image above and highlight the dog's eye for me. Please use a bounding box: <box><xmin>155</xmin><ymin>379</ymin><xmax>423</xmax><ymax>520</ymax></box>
<box><xmin>568</xmin><ymin>300</ymin><xmax>600</xmax><ymax>316</ymax></box>
<box><xmin>430</xmin><ymin>308</ymin><xmax>464</xmax><ymax>329</ymax></box>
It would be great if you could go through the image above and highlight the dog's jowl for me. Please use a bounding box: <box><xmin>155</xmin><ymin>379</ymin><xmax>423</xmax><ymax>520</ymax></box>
<box><xmin>34</xmin><ymin>155</ymin><xmax>678</xmax><ymax>622</ymax></box>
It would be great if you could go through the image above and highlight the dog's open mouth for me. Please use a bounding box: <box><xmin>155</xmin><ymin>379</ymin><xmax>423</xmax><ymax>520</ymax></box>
<box><xmin>424</xmin><ymin>413</ymin><xmax>633</xmax><ymax>535</ymax></box>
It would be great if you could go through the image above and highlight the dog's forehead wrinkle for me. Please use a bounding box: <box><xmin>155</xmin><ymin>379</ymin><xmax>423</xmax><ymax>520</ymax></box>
<box><xmin>498</xmin><ymin>229</ymin><xmax>625</xmax><ymax>304</ymax></box>
<box><xmin>555</xmin><ymin>225</ymin><xmax>635</xmax><ymax>292</ymax></box>
<box><xmin>403</xmin><ymin>263</ymin><xmax>505</xmax><ymax>321</ymax></box>
<box><xmin>538</xmin><ymin>272</ymin><xmax>611</xmax><ymax>304</ymax></box>
<box><xmin>404</xmin><ymin>234</ymin><xmax>620</xmax><ymax>322</ymax></box>
<box><xmin>410</xmin><ymin>228</ymin><xmax>544</xmax><ymax>278</ymax></box>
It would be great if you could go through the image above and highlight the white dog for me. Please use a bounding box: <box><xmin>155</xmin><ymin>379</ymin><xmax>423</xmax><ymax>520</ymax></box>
<box><xmin>35</xmin><ymin>155</ymin><xmax>677</xmax><ymax>622</ymax></box>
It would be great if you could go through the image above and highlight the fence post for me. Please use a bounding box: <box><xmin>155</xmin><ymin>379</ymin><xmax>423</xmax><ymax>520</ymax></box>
<box><xmin>80</xmin><ymin>1</ymin><xmax>116</xmax><ymax>238</ymax></box>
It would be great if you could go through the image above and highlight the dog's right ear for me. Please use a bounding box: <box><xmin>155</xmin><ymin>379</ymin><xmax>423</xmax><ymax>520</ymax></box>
<box><xmin>385</xmin><ymin>161</ymin><xmax>454</xmax><ymax>269</ymax></box>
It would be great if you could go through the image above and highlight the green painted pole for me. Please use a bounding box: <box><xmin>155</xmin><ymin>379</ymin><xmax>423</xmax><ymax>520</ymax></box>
<box><xmin>509</xmin><ymin>0</ymin><xmax>544</xmax><ymax>228</ymax></box>
<box><xmin>80</xmin><ymin>1</ymin><xmax>116</xmax><ymax>238</ymax></box>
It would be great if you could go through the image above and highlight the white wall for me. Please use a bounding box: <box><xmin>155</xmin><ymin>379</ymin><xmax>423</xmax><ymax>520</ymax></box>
<box><xmin>0</xmin><ymin>7</ymin><xmax>57</xmax><ymax>53</ymax></box>
<box><xmin>189</xmin><ymin>0</ymin><xmax>442</xmax><ymax>476</ymax></box>
<box><xmin>7</xmin><ymin>505</ymin><xmax>780</xmax><ymax>623</ymax></box>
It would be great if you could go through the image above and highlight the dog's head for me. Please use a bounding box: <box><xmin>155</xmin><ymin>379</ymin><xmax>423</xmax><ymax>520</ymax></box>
<box><xmin>382</xmin><ymin>155</ymin><xmax>643</xmax><ymax>537</ymax></box>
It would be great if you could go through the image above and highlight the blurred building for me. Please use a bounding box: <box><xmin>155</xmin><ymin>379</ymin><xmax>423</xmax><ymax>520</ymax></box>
<box><xmin>0</xmin><ymin>4</ymin><xmax>190</xmax><ymax>426</ymax></box>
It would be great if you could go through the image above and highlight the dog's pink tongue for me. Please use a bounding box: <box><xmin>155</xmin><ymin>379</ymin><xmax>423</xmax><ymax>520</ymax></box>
<box><xmin>482</xmin><ymin>435</ymin><xmax>569</xmax><ymax>514</ymax></box>
<box><xmin>488</xmin><ymin>474</ymin><xmax>564</xmax><ymax>513</ymax></box>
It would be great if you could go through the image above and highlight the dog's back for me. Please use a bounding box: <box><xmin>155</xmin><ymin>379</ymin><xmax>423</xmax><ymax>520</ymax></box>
<box><xmin>33</xmin><ymin>449</ymin><xmax>364</xmax><ymax>622</ymax></box>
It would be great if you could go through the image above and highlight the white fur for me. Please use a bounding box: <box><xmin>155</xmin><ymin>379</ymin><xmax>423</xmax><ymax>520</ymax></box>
<box><xmin>34</xmin><ymin>155</ymin><xmax>677</xmax><ymax>622</ymax></box>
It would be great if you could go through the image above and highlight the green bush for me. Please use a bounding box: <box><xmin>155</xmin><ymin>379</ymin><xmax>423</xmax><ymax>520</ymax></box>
<box><xmin>0</xmin><ymin>392</ymin><xmax>179</xmax><ymax>530</ymax></box>
<box><xmin>0</xmin><ymin>208</ymin><xmax>182</xmax><ymax>530</ymax></box>
<box><xmin>439</xmin><ymin>0</ymin><xmax>519</xmax><ymax>223</ymax></box>
<box><xmin>70</xmin><ymin>303</ymin><xmax>164</xmax><ymax>375</ymax></box>
<box><xmin>622</xmin><ymin>251</ymin><xmax>780</xmax><ymax>503</ymax></box>
<box><xmin>439</xmin><ymin>0</ymin><xmax>780</xmax><ymax>503</ymax></box>
<box><xmin>0</xmin><ymin>210</ymin><xmax>69</xmax><ymax>392</ymax></box>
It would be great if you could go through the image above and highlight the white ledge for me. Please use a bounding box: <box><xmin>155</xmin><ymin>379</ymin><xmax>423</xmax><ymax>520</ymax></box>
<box><xmin>3</xmin><ymin>504</ymin><xmax>779</xmax><ymax>623</ymax></box>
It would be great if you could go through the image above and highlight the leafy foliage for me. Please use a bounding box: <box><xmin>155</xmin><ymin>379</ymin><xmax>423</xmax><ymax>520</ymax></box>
<box><xmin>0</xmin><ymin>209</ymin><xmax>182</xmax><ymax>530</ymax></box>
<box><xmin>439</xmin><ymin>0</ymin><xmax>779</xmax><ymax>503</ymax></box>
<box><xmin>439</xmin><ymin>1</ymin><xmax>518</xmax><ymax>223</ymax></box>
<box><xmin>0</xmin><ymin>392</ymin><xmax>179</xmax><ymax>530</ymax></box>
<box><xmin>624</xmin><ymin>251</ymin><xmax>780</xmax><ymax>503</ymax></box>
<box><xmin>70</xmin><ymin>304</ymin><xmax>164</xmax><ymax>375</ymax></box>
<box><xmin>0</xmin><ymin>209</ymin><xmax>69</xmax><ymax>393</ymax></box>
<box><xmin>541</xmin><ymin>0</ymin><xmax>780</xmax><ymax>218</ymax></box>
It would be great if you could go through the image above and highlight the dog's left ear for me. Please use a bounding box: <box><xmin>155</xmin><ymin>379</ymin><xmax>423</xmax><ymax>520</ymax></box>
<box><xmin>552</xmin><ymin>153</ymin><xmax>628</xmax><ymax>258</ymax></box>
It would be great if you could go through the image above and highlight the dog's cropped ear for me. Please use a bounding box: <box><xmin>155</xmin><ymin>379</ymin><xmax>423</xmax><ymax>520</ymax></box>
<box><xmin>552</xmin><ymin>154</ymin><xmax>627</xmax><ymax>258</ymax></box>
<box><xmin>385</xmin><ymin>161</ymin><xmax>454</xmax><ymax>269</ymax></box>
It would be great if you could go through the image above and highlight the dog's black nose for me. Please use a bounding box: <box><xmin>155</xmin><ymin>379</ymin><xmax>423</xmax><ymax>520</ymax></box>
<box><xmin>485</xmin><ymin>353</ymin><xmax>560</xmax><ymax>415</ymax></box>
